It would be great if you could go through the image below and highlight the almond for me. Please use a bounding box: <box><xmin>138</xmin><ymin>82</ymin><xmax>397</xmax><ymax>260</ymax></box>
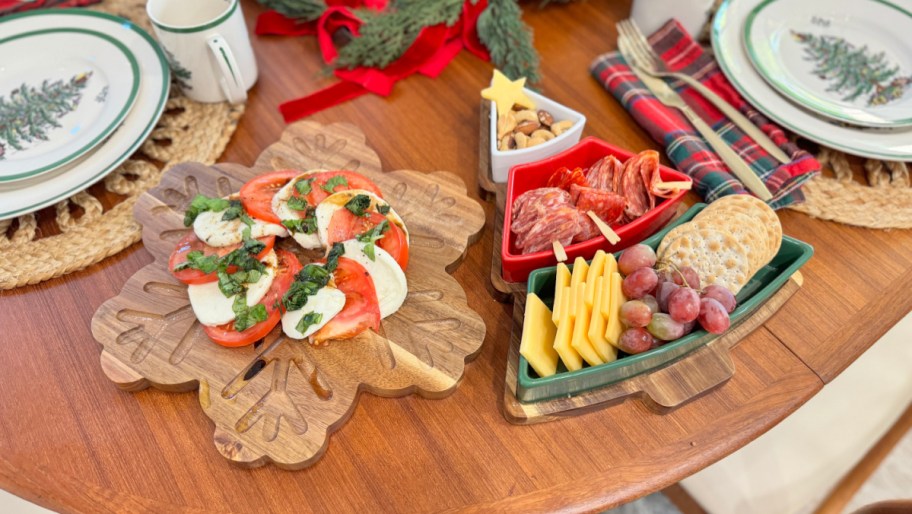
<box><xmin>515</xmin><ymin>120</ymin><xmax>540</xmax><ymax>135</ymax></box>
<box><xmin>538</xmin><ymin>110</ymin><xmax>554</xmax><ymax>127</ymax></box>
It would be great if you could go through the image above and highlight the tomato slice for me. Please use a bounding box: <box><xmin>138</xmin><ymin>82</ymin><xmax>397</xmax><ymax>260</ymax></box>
<box><xmin>293</xmin><ymin>170</ymin><xmax>384</xmax><ymax>208</ymax></box>
<box><xmin>240</xmin><ymin>170</ymin><xmax>301</xmax><ymax>224</ymax></box>
<box><xmin>202</xmin><ymin>249</ymin><xmax>303</xmax><ymax>347</ymax></box>
<box><xmin>168</xmin><ymin>233</ymin><xmax>276</xmax><ymax>285</ymax></box>
<box><xmin>325</xmin><ymin>209</ymin><xmax>409</xmax><ymax>270</ymax></box>
<box><xmin>312</xmin><ymin>257</ymin><xmax>381</xmax><ymax>344</ymax></box>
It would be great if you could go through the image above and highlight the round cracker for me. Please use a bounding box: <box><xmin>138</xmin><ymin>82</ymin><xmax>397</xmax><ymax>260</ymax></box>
<box><xmin>689</xmin><ymin>211</ymin><xmax>768</xmax><ymax>274</ymax></box>
<box><xmin>660</xmin><ymin>228</ymin><xmax>750</xmax><ymax>294</ymax></box>
<box><xmin>697</xmin><ymin>196</ymin><xmax>781</xmax><ymax>264</ymax></box>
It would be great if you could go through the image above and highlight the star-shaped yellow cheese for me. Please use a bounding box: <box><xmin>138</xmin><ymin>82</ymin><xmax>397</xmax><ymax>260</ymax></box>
<box><xmin>481</xmin><ymin>69</ymin><xmax>535</xmax><ymax>118</ymax></box>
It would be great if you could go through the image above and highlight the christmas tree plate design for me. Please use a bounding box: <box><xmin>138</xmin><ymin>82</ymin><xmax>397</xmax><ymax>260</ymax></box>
<box><xmin>743</xmin><ymin>0</ymin><xmax>912</xmax><ymax>128</ymax></box>
<box><xmin>713</xmin><ymin>0</ymin><xmax>912</xmax><ymax>160</ymax></box>
<box><xmin>0</xmin><ymin>27</ymin><xmax>141</xmax><ymax>181</ymax></box>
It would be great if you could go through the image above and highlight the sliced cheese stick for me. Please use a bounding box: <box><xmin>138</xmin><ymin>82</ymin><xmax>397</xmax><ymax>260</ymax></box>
<box><xmin>271</xmin><ymin>175</ymin><xmax>322</xmax><ymax>249</ymax></box>
<box><xmin>187</xmin><ymin>250</ymin><xmax>278</xmax><ymax>327</ymax></box>
<box><xmin>193</xmin><ymin>210</ymin><xmax>287</xmax><ymax>247</ymax></box>
<box><xmin>315</xmin><ymin>190</ymin><xmax>409</xmax><ymax>249</ymax></box>
<box><xmin>341</xmin><ymin>239</ymin><xmax>407</xmax><ymax>319</ymax></box>
<box><xmin>281</xmin><ymin>286</ymin><xmax>347</xmax><ymax>339</ymax></box>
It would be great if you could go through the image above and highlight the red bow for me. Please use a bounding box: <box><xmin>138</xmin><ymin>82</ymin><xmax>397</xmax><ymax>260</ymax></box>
<box><xmin>256</xmin><ymin>0</ymin><xmax>490</xmax><ymax>122</ymax></box>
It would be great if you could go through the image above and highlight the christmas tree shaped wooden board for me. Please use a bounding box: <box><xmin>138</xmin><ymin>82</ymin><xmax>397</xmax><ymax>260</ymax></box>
<box><xmin>91</xmin><ymin>121</ymin><xmax>487</xmax><ymax>469</ymax></box>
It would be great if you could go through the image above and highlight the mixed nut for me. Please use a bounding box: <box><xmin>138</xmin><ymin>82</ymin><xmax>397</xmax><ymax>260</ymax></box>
<box><xmin>497</xmin><ymin>108</ymin><xmax>574</xmax><ymax>151</ymax></box>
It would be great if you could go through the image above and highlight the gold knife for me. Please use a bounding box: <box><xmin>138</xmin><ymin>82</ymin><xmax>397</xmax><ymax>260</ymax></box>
<box><xmin>618</xmin><ymin>37</ymin><xmax>774</xmax><ymax>201</ymax></box>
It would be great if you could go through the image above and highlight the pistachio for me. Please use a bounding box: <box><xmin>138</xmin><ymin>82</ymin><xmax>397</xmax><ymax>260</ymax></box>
<box><xmin>530</xmin><ymin>129</ymin><xmax>555</xmax><ymax>141</ymax></box>
<box><xmin>550</xmin><ymin>120</ymin><xmax>575</xmax><ymax>136</ymax></box>
<box><xmin>514</xmin><ymin>109</ymin><xmax>538</xmax><ymax>123</ymax></box>
<box><xmin>514</xmin><ymin>132</ymin><xmax>530</xmax><ymax>149</ymax></box>
<box><xmin>537</xmin><ymin>110</ymin><xmax>554</xmax><ymax>127</ymax></box>
<box><xmin>499</xmin><ymin>134</ymin><xmax>516</xmax><ymax>151</ymax></box>
<box><xmin>497</xmin><ymin>112</ymin><xmax>517</xmax><ymax>140</ymax></box>
<box><xmin>527</xmin><ymin>136</ymin><xmax>547</xmax><ymax>148</ymax></box>
<box><xmin>515</xmin><ymin>120</ymin><xmax>541</xmax><ymax>135</ymax></box>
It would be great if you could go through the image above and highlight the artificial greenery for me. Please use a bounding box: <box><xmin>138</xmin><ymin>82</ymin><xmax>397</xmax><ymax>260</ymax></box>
<box><xmin>477</xmin><ymin>0</ymin><xmax>540</xmax><ymax>82</ymax></box>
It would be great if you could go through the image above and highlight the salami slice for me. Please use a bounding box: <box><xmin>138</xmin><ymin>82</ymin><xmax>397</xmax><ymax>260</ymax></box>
<box><xmin>620</xmin><ymin>153</ymin><xmax>653</xmax><ymax>220</ymax></box>
<box><xmin>511</xmin><ymin>188</ymin><xmax>571</xmax><ymax>235</ymax></box>
<box><xmin>585</xmin><ymin>155</ymin><xmax>623</xmax><ymax>193</ymax></box>
<box><xmin>517</xmin><ymin>205</ymin><xmax>582</xmax><ymax>254</ymax></box>
<box><xmin>575</xmin><ymin>187</ymin><xmax>626</xmax><ymax>224</ymax></box>
<box><xmin>636</xmin><ymin>150</ymin><xmax>677</xmax><ymax>199</ymax></box>
<box><xmin>573</xmin><ymin>210</ymin><xmax>600</xmax><ymax>243</ymax></box>
<box><xmin>546</xmin><ymin>167</ymin><xmax>588</xmax><ymax>192</ymax></box>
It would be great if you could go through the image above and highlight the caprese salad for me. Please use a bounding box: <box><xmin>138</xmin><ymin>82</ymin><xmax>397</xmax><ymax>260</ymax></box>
<box><xmin>168</xmin><ymin>169</ymin><xmax>409</xmax><ymax>348</ymax></box>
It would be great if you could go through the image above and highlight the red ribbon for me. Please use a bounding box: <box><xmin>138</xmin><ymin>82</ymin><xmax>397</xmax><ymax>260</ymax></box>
<box><xmin>256</xmin><ymin>0</ymin><xmax>490</xmax><ymax>123</ymax></box>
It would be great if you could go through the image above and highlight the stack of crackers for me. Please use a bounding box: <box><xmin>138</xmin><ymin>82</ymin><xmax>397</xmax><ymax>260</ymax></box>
<box><xmin>657</xmin><ymin>196</ymin><xmax>783</xmax><ymax>294</ymax></box>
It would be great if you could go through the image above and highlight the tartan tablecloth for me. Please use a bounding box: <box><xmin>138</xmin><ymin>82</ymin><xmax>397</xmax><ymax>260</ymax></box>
<box><xmin>1</xmin><ymin>0</ymin><xmax>100</xmax><ymax>17</ymax></box>
<box><xmin>591</xmin><ymin>20</ymin><xmax>820</xmax><ymax>209</ymax></box>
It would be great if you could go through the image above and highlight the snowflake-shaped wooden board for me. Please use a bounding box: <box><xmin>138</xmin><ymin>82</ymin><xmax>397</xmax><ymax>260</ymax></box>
<box><xmin>91</xmin><ymin>122</ymin><xmax>487</xmax><ymax>469</ymax></box>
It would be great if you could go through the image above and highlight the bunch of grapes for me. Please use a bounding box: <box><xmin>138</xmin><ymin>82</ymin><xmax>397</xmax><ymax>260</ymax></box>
<box><xmin>615</xmin><ymin>244</ymin><xmax>737</xmax><ymax>355</ymax></box>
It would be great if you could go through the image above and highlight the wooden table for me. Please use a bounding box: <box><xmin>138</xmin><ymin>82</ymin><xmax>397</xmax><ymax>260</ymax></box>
<box><xmin>1</xmin><ymin>1</ymin><xmax>908</xmax><ymax>512</ymax></box>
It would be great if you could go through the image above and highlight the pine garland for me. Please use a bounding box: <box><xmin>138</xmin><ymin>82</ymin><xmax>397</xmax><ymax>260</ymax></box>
<box><xmin>477</xmin><ymin>0</ymin><xmax>540</xmax><ymax>83</ymax></box>
<box><xmin>335</xmin><ymin>0</ymin><xmax>469</xmax><ymax>70</ymax></box>
<box><xmin>258</xmin><ymin>0</ymin><xmax>327</xmax><ymax>22</ymax></box>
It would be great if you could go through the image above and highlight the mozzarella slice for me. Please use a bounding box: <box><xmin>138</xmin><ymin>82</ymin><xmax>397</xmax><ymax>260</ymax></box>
<box><xmin>340</xmin><ymin>239</ymin><xmax>407</xmax><ymax>319</ymax></box>
<box><xmin>193</xmin><ymin>210</ymin><xmax>287</xmax><ymax>247</ymax></box>
<box><xmin>271</xmin><ymin>173</ymin><xmax>322</xmax><ymax>249</ymax></box>
<box><xmin>281</xmin><ymin>286</ymin><xmax>347</xmax><ymax>339</ymax></box>
<box><xmin>315</xmin><ymin>189</ymin><xmax>409</xmax><ymax>248</ymax></box>
<box><xmin>187</xmin><ymin>250</ymin><xmax>278</xmax><ymax>327</ymax></box>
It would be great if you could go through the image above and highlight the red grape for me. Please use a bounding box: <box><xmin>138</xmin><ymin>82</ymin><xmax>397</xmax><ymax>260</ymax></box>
<box><xmin>702</xmin><ymin>284</ymin><xmax>737</xmax><ymax>313</ymax></box>
<box><xmin>641</xmin><ymin>294</ymin><xmax>659</xmax><ymax>314</ymax></box>
<box><xmin>620</xmin><ymin>300</ymin><xmax>653</xmax><ymax>327</ymax></box>
<box><xmin>618</xmin><ymin>244</ymin><xmax>657</xmax><ymax>275</ymax></box>
<box><xmin>647</xmin><ymin>313</ymin><xmax>686</xmax><ymax>341</ymax></box>
<box><xmin>622</xmin><ymin>267</ymin><xmax>658</xmax><ymax>299</ymax></box>
<box><xmin>671</xmin><ymin>265</ymin><xmax>701</xmax><ymax>290</ymax></box>
<box><xmin>681</xmin><ymin>319</ymin><xmax>696</xmax><ymax>335</ymax></box>
<box><xmin>655</xmin><ymin>281</ymin><xmax>680</xmax><ymax>312</ymax></box>
<box><xmin>668</xmin><ymin>287</ymin><xmax>700</xmax><ymax>323</ymax></box>
<box><xmin>618</xmin><ymin>328</ymin><xmax>654</xmax><ymax>354</ymax></box>
<box><xmin>698</xmin><ymin>298</ymin><xmax>730</xmax><ymax>334</ymax></box>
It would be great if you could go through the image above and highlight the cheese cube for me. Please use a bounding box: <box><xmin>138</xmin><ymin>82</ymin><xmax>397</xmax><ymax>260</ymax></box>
<box><xmin>588</xmin><ymin>277</ymin><xmax>618</xmax><ymax>363</ymax></box>
<box><xmin>585</xmin><ymin>251</ymin><xmax>607</xmax><ymax>307</ymax></box>
<box><xmin>605</xmin><ymin>272</ymin><xmax>627</xmax><ymax>347</ymax></box>
<box><xmin>551</xmin><ymin>263</ymin><xmax>571</xmax><ymax>325</ymax></box>
<box><xmin>520</xmin><ymin>293</ymin><xmax>560</xmax><ymax>377</ymax></box>
<box><xmin>552</xmin><ymin>285</ymin><xmax>582</xmax><ymax>371</ymax></box>
<box><xmin>571</xmin><ymin>286</ymin><xmax>604</xmax><ymax>366</ymax></box>
<box><xmin>568</xmin><ymin>257</ymin><xmax>589</xmax><ymax>318</ymax></box>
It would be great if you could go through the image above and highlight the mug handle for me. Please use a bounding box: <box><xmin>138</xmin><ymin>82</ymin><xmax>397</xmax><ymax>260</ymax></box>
<box><xmin>206</xmin><ymin>35</ymin><xmax>246</xmax><ymax>103</ymax></box>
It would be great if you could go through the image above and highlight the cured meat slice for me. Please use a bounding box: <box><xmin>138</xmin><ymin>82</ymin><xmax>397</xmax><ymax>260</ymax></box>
<box><xmin>511</xmin><ymin>188</ymin><xmax>572</xmax><ymax>235</ymax></box>
<box><xmin>620</xmin><ymin>152</ymin><xmax>654</xmax><ymax>220</ymax></box>
<box><xmin>585</xmin><ymin>155</ymin><xmax>623</xmax><ymax>193</ymax></box>
<box><xmin>636</xmin><ymin>150</ymin><xmax>677</xmax><ymax>199</ymax></box>
<box><xmin>517</xmin><ymin>205</ymin><xmax>582</xmax><ymax>254</ymax></box>
<box><xmin>574</xmin><ymin>186</ymin><xmax>626</xmax><ymax>225</ymax></box>
<box><xmin>573</xmin><ymin>211</ymin><xmax>600</xmax><ymax>243</ymax></box>
<box><xmin>546</xmin><ymin>167</ymin><xmax>588</xmax><ymax>192</ymax></box>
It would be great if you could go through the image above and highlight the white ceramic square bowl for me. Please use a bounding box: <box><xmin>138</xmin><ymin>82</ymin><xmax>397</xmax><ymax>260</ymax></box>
<box><xmin>489</xmin><ymin>89</ymin><xmax>586</xmax><ymax>183</ymax></box>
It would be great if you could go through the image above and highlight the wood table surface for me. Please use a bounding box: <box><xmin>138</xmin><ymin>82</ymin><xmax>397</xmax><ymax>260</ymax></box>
<box><xmin>1</xmin><ymin>1</ymin><xmax>908</xmax><ymax>512</ymax></box>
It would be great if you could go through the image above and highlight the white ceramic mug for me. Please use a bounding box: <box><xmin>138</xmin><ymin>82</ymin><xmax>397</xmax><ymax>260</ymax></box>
<box><xmin>147</xmin><ymin>0</ymin><xmax>257</xmax><ymax>103</ymax></box>
<box><xmin>630</xmin><ymin>0</ymin><xmax>714</xmax><ymax>39</ymax></box>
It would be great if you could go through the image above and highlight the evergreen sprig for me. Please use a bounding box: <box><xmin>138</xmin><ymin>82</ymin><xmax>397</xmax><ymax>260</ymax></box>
<box><xmin>258</xmin><ymin>0</ymin><xmax>327</xmax><ymax>21</ymax></box>
<box><xmin>335</xmin><ymin>0</ymin><xmax>469</xmax><ymax>70</ymax></box>
<box><xmin>477</xmin><ymin>0</ymin><xmax>541</xmax><ymax>83</ymax></box>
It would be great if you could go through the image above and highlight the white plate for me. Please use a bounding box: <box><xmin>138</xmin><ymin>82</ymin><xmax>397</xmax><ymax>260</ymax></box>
<box><xmin>743</xmin><ymin>0</ymin><xmax>912</xmax><ymax>128</ymax></box>
<box><xmin>0</xmin><ymin>28</ymin><xmax>141</xmax><ymax>181</ymax></box>
<box><xmin>713</xmin><ymin>0</ymin><xmax>912</xmax><ymax>160</ymax></box>
<box><xmin>0</xmin><ymin>10</ymin><xmax>170</xmax><ymax>220</ymax></box>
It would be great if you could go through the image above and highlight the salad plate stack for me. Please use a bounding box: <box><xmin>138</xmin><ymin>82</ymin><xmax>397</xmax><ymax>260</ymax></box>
<box><xmin>0</xmin><ymin>9</ymin><xmax>170</xmax><ymax>220</ymax></box>
<box><xmin>714</xmin><ymin>0</ymin><xmax>912</xmax><ymax>160</ymax></box>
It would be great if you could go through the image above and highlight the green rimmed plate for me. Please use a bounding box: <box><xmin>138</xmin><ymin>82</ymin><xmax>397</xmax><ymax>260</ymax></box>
<box><xmin>0</xmin><ymin>28</ymin><xmax>141</xmax><ymax>182</ymax></box>
<box><xmin>514</xmin><ymin>203</ymin><xmax>814</xmax><ymax>403</ymax></box>
<box><xmin>743</xmin><ymin>0</ymin><xmax>912</xmax><ymax>128</ymax></box>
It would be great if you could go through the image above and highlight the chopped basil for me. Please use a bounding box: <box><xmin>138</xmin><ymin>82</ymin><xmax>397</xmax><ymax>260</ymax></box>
<box><xmin>377</xmin><ymin>204</ymin><xmax>391</xmax><ymax>215</ymax></box>
<box><xmin>220</xmin><ymin>200</ymin><xmax>246</xmax><ymax>222</ymax></box>
<box><xmin>232</xmin><ymin>296</ymin><xmax>268</xmax><ymax>332</ymax></box>
<box><xmin>294</xmin><ymin>177</ymin><xmax>314</xmax><ymax>195</ymax></box>
<box><xmin>173</xmin><ymin>250</ymin><xmax>219</xmax><ymax>274</ymax></box>
<box><xmin>344</xmin><ymin>194</ymin><xmax>371</xmax><ymax>217</ymax></box>
<box><xmin>295</xmin><ymin>311</ymin><xmax>323</xmax><ymax>335</ymax></box>
<box><xmin>282</xmin><ymin>264</ymin><xmax>332</xmax><ymax>312</ymax></box>
<box><xmin>325</xmin><ymin>242</ymin><xmax>345</xmax><ymax>272</ymax></box>
<box><xmin>286</xmin><ymin>195</ymin><xmax>310</xmax><ymax>211</ymax></box>
<box><xmin>321</xmin><ymin>175</ymin><xmax>349</xmax><ymax>194</ymax></box>
<box><xmin>356</xmin><ymin>220</ymin><xmax>390</xmax><ymax>261</ymax></box>
<box><xmin>183</xmin><ymin>194</ymin><xmax>230</xmax><ymax>227</ymax></box>
<box><xmin>217</xmin><ymin>269</ymin><xmax>245</xmax><ymax>297</ymax></box>
<box><xmin>281</xmin><ymin>211</ymin><xmax>317</xmax><ymax>234</ymax></box>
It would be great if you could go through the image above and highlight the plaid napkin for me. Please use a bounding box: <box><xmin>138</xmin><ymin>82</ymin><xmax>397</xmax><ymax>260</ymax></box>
<box><xmin>590</xmin><ymin>20</ymin><xmax>820</xmax><ymax>209</ymax></box>
<box><xmin>1</xmin><ymin>0</ymin><xmax>100</xmax><ymax>17</ymax></box>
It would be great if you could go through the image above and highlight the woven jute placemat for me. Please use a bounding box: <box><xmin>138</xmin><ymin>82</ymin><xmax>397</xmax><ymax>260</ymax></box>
<box><xmin>0</xmin><ymin>0</ymin><xmax>244</xmax><ymax>290</ymax></box>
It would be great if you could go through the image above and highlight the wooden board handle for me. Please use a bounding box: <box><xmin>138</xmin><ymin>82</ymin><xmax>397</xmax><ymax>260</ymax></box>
<box><xmin>637</xmin><ymin>342</ymin><xmax>735</xmax><ymax>409</ymax></box>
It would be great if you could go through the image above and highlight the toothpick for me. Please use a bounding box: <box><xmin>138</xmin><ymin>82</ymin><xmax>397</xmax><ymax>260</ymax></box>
<box><xmin>586</xmin><ymin>211</ymin><xmax>621</xmax><ymax>245</ymax></box>
<box><xmin>655</xmin><ymin>181</ymin><xmax>693</xmax><ymax>191</ymax></box>
<box><xmin>552</xmin><ymin>240</ymin><xmax>568</xmax><ymax>262</ymax></box>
